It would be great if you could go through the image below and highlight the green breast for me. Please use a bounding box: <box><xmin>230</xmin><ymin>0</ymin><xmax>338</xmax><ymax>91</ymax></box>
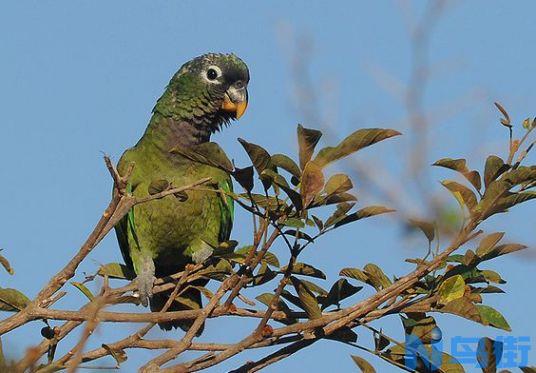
<box><xmin>116</xmin><ymin>144</ymin><xmax>233</xmax><ymax>275</ymax></box>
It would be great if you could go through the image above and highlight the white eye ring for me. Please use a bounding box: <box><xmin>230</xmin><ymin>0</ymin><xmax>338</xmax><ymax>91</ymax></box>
<box><xmin>204</xmin><ymin>65</ymin><xmax>222</xmax><ymax>83</ymax></box>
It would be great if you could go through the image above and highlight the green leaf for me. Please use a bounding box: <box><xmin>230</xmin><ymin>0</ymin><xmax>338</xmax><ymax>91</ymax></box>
<box><xmin>339</xmin><ymin>268</ymin><xmax>369</xmax><ymax>283</ymax></box>
<box><xmin>280</xmin><ymin>289</ymin><xmax>304</xmax><ymax>309</ymax></box>
<box><xmin>334</xmin><ymin>205</ymin><xmax>394</xmax><ymax>228</ymax></box>
<box><xmin>476</xmin><ymin>337</ymin><xmax>503</xmax><ymax>373</ymax></box>
<box><xmin>319</xmin><ymin>279</ymin><xmax>362</xmax><ymax>310</ymax></box>
<box><xmin>502</xmin><ymin>166</ymin><xmax>536</xmax><ymax>185</ymax></box>
<box><xmin>480</xmin><ymin>270</ymin><xmax>506</xmax><ymax>284</ymax></box>
<box><xmin>465</xmin><ymin>170</ymin><xmax>482</xmax><ymax>191</ymax></box>
<box><xmin>327</xmin><ymin>327</ymin><xmax>358</xmax><ymax>343</ymax></box>
<box><xmin>462</xmin><ymin>249</ymin><xmax>478</xmax><ymax>267</ymax></box>
<box><xmin>0</xmin><ymin>288</ymin><xmax>30</xmax><ymax>312</ymax></box>
<box><xmin>219</xmin><ymin>252</ymin><xmax>247</xmax><ymax>265</ymax></box>
<box><xmin>484</xmin><ymin>155</ymin><xmax>508</xmax><ymax>188</ymax></box>
<box><xmin>215</xmin><ymin>240</ymin><xmax>239</xmax><ymax>254</ymax></box>
<box><xmin>97</xmin><ymin>263</ymin><xmax>135</xmax><ymax>280</ymax></box>
<box><xmin>314</xmin><ymin>128</ymin><xmax>401</xmax><ymax>168</ymax></box>
<box><xmin>260</xmin><ymin>170</ymin><xmax>303</xmax><ymax>210</ymax></box>
<box><xmin>520</xmin><ymin>367</ymin><xmax>536</xmax><ymax>373</ymax></box>
<box><xmin>321</xmin><ymin>192</ymin><xmax>358</xmax><ymax>205</ymax></box>
<box><xmin>282</xmin><ymin>218</ymin><xmax>305</xmax><ymax>229</ymax></box>
<box><xmin>480</xmin><ymin>167</ymin><xmax>536</xmax><ymax>218</ymax></box>
<box><xmin>300</xmin><ymin>161</ymin><xmax>325</xmax><ymax>207</ymax></box>
<box><xmin>297</xmin><ymin>124</ymin><xmax>323</xmax><ymax>170</ymax></box>
<box><xmin>433</xmin><ymin>158</ymin><xmax>481</xmax><ymax>191</ymax></box>
<box><xmin>255</xmin><ymin>293</ymin><xmax>292</xmax><ymax>313</ymax></box>
<box><xmin>496</xmin><ymin>191</ymin><xmax>536</xmax><ymax>212</ymax></box>
<box><xmin>401</xmin><ymin>313</ymin><xmax>442</xmax><ymax>344</ymax></box>
<box><xmin>325</xmin><ymin>202</ymin><xmax>355</xmax><ymax>228</ymax></box>
<box><xmin>437</xmin><ymin>275</ymin><xmax>465</xmax><ymax>305</ymax></box>
<box><xmin>480</xmin><ymin>243</ymin><xmax>527</xmax><ymax>262</ymax></box>
<box><xmin>198</xmin><ymin>259</ymin><xmax>233</xmax><ymax>281</ymax></box>
<box><xmin>350</xmin><ymin>355</ymin><xmax>376</xmax><ymax>373</ymax></box>
<box><xmin>282</xmin><ymin>262</ymin><xmax>326</xmax><ymax>279</ymax></box>
<box><xmin>523</xmin><ymin>117</ymin><xmax>536</xmax><ymax>130</ymax></box>
<box><xmin>291</xmin><ymin>277</ymin><xmax>322</xmax><ymax>319</ymax></box>
<box><xmin>433</xmin><ymin>158</ymin><xmax>469</xmax><ymax>173</ymax></box>
<box><xmin>282</xmin><ymin>229</ymin><xmax>315</xmax><ymax>243</ymax></box>
<box><xmin>476</xmin><ymin>232</ymin><xmax>505</xmax><ymax>257</ymax></box>
<box><xmin>260</xmin><ymin>168</ymin><xmax>290</xmax><ymax>189</ymax></box>
<box><xmin>324</xmin><ymin>174</ymin><xmax>353</xmax><ymax>196</ymax></box>
<box><xmin>233</xmin><ymin>166</ymin><xmax>254</xmax><ymax>192</ymax></box>
<box><xmin>471</xmin><ymin>285</ymin><xmax>504</xmax><ymax>294</ymax></box>
<box><xmin>262</xmin><ymin>252</ymin><xmax>281</xmax><ymax>268</ymax></box>
<box><xmin>477</xmin><ymin>305</ymin><xmax>511</xmax><ymax>331</ymax></box>
<box><xmin>71</xmin><ymin>282</ymin><xmax>94</xmax><ymax>301</ymax></box>
<box><xmin>237</xmin><ymin>138</ymin><xmax>271</xmax><ymax>174</ymax></box>
<box><xmin>252</xmin><ymin>263</ymin><xmax>278</xmax><ymax>286</ymax></box>
<box><xmin>441</xmin><ymin>180</ymin><xmax>478</xmax><ymax>212</ymax></box>
<box><xmin>300</xmin><ymin>279</ymin><xmax>328</xmax><ymax>296</ymax></box>
<box><xmin>0</xmin><ymin>253</ymin><xmax>13</xmax><ymax>275</ymax></box>
<box><xmin>271</xmin><ymin>154</ymin><xmax>301</xmax><ymax>181</ymax></box>
<box><xmin>385</xmin><ymin>344</ymin><xmax>464</xmax><ymax>373</ymax></box>
<box><xmin>363</xmin><ymin>263</ymin><xmax>392</xmax><ymax>291</ymax></box>
<box><xmin>482</xmin><ymin>167</ymin><xmax>536</xmax><ymax>205</ymax></box>
<box><xmin>235</xmin><ymin>246</ymin><xmax>280</xmax><ymax>268</ymax></box>
<box><xmin>440</xmin><ymin>297</ymin><xmax>482</xmax><ymax>324</ymax></box>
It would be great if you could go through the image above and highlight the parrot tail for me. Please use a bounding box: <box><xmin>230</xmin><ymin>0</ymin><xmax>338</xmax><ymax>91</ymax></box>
<box><xmin>150</xmin><ymin>283</ymin><xmax>205</xmax><ymax>334</ymax></box>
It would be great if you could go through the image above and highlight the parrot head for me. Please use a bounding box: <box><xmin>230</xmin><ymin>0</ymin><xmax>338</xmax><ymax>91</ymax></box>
<box><xmin>157</xmin><ymin>53</ymin><xmax>250</xmax><ymax>132</ymax></box>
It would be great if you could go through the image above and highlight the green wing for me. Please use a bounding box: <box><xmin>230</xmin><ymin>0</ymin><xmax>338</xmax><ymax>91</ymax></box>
<box><xmin>114</xmin><ymin>183</ymin><xmax>139</xmax><ymax>271</ymax></box>
<box><xmin>114</xmin><ymin>151</ymin><xmax>140</xmax><ymax>271</ymax></box>
<box><xmin>218</xmin><ymin>177</ymin><xmax>234</xmax><ymax>242</ymax></box>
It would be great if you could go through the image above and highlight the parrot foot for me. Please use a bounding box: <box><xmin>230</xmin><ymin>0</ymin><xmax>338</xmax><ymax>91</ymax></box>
<box><xmin>134</xmin><ymin>256</ymin><xmax>156</xmax><ymax>307</ymax></box>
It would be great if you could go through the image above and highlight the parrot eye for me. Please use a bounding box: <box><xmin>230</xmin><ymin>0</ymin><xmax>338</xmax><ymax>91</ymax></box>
<box><xmin>207</xmin><ymin>69</ymin><xmax>218</xmax><ymax>80</ymax></box>
<box><xmin>205</xmin><ymin>66</ymin><xmax>222</xmax><ymax>82</ymax></box>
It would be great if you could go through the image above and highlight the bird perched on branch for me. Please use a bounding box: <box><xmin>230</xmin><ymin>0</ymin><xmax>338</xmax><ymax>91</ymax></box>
<box><xmin>114</xmin><ymin>53</ymin><xmax>249</xmax><ymax>330</ymax></box>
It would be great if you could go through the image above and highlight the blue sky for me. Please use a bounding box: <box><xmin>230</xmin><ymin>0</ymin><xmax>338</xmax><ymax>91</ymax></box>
<box><xmin>0</xmin><ymin>1</ymin><xmax>535</xmax><ymax>372</ymax></box>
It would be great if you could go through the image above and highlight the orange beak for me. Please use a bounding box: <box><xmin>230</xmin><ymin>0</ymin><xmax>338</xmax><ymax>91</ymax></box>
<box><xmin>221</xmin><ymin>91</ymin><xmax>248</xmax><ymax>119</ymax></box>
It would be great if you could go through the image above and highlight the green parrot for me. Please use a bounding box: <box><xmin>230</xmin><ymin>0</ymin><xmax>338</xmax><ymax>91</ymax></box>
<box><xmin>114</xmin><ymin>53</ymin><xmax>249</xmax><ymax>330</ymax></box>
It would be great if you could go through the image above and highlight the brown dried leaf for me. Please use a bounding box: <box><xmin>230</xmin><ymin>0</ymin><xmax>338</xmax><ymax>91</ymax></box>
<box><xmin>334</xmin><ymin>205</ymin><xmax>395</xmax><ymax>228</ymax></box>
<box><xmin>441</xmin><ymin>180</ymin><xmax>478</xmax><ymax>212</ymax></box>
<box><xmin>0</xmin><ymin>253</ymin><xmax>13</xmax><ymax>275</ymax></box>
<box><xmin>408</xmin><ymin>218</ymin><xmax>435</xmax><ymax>242</ymax></box>
<box><xmin>238</xmin><ymin>138</ymin><xmax>271</xmax><ymax>174</ymax></box>
<box><xmin>291</xmin><ymin>277</ymin><xmax>322</xmax><ymax>319</ymax></box>
<box><xmin>297</xmin><ymin>125</ymin><xmax>323</xmax><ymax>170</ymax></box>
<box><xmin>350</xmin><ymin>355</ymin><xmax>376</xmax><ymax>373</ymax></box>
<box><xmin>314</xmin><ymin>128</ymin><xmax>401</xmax><ymax>168</ymax></box>
<box><xmin>477</xmin><ymin>337</ymin><xmax>503</xmax><ymax>373</ymax></box>
<box><xmin>494</xmin><ymin>102</ymin><xmax>511</xmax><ymax>128</ymax></box>
<box><xmin>324</xmin><ymin>174</ymin><xmax>353</xmax><ymax>196</ymax></box>
<box><xmin>300</xmin><ymin>161</ymin><xmax>324</xmax><ymax>207</ymax></box>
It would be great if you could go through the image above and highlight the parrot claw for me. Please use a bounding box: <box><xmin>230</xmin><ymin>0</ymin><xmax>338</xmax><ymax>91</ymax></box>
<box><xmin>134</xmin><ymin>256</ymin><xmax>156</xmax><ymax>307</ymax></box>
<box><xmin>135</xmin><ymin>273</ymin><xmax>156</xmax><ymax>307</ymax></box>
